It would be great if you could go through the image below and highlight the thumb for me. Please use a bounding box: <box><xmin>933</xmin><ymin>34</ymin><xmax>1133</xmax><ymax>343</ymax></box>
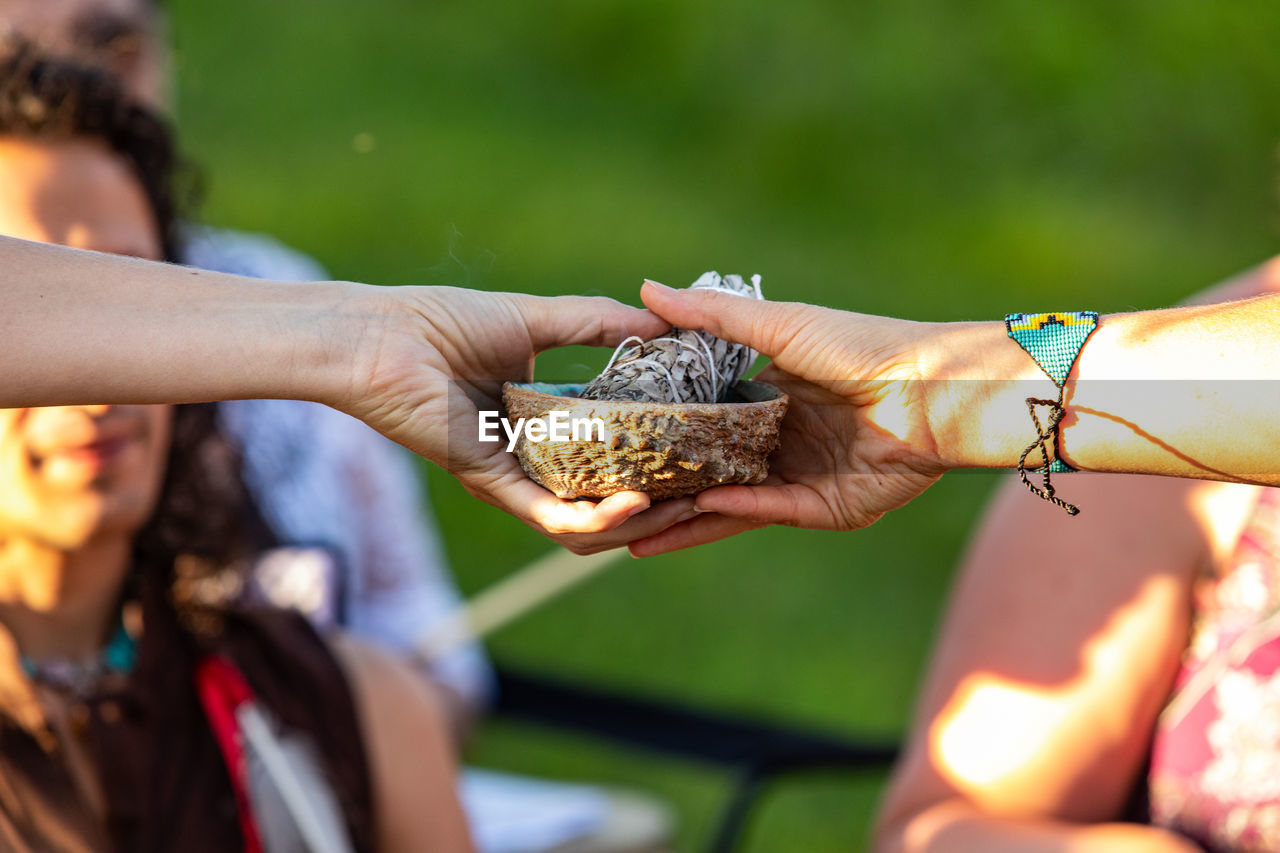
<box><xmin>513</xmin><ymin>294</ymin><xmax>668</xmax><ymax>353</ymax></box>
<box><xmin>640</xmin><ymin>279</ymin><xmax>814</xmax><ymax>360</ymax></box>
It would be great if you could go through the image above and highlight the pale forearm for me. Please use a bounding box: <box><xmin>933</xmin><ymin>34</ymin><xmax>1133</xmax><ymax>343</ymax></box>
<box><xmin>921</xmin><ymin>296</ymin><xmax>1280</xmax><ymax>483</ymax></box>
<box><xmin>1065</xmin><ymin>298</ymin><xmax>1280</xmax><ymax>481</ymax></box>
<box><xmin>0</xmin><ymin>236</ymin><xmax>364</xmax><ymax>408</ymax></box>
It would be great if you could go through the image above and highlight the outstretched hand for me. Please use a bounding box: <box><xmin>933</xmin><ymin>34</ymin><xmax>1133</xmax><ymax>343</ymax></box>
<box><xmin>338</xmin><ymin>285</ymin><xmax>695</xmax><ymax>549</ymax></box>
<box><xmin>630</xmin><ymin>280</ymin><xmax>947</xmax><ymax>556</ymax></box>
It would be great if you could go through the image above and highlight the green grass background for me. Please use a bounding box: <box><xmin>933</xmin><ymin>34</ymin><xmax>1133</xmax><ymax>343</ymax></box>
<box><xmin>167</xmin><ymin>2</ymin><xmax>1280</xmax><ymax>849</ymax></box>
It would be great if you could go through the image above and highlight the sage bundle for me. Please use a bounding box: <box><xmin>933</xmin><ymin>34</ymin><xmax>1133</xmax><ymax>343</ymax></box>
<box><xmin>580</xmin><ymin>271</ymin><xmax>763</xmax><ymax>404</ymax></box>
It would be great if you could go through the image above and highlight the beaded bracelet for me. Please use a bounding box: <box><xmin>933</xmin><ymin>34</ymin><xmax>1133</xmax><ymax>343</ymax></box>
<box><xmin>1004</xmin><ymin>311</ymin><xmax>1099</xmax><ymax>515</ymax></box>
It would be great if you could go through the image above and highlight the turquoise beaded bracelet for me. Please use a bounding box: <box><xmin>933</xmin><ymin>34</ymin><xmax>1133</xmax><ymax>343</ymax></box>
<box><xmin>1005</xmin><ymin>311</ymin><xmax>1099</xmax><ymax>515</ymax></box>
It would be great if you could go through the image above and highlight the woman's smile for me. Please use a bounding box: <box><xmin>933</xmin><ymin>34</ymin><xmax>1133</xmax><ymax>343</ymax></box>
<box><xmin>28</xmin><ymin>412</ymin><xmax>149</xmax><ymax>487</ymax></box>
<box><xmin>0</xmin><ymin>402</ymin><xmax>171</xmax><ymax>550</ymax></box>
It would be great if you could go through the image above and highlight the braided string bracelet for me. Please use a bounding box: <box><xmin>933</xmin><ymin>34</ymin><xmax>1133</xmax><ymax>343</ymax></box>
<box><xmin>1004</xmin><ymin>311</ymin><xmax>1099</xmax><ymax>515</ymax></box>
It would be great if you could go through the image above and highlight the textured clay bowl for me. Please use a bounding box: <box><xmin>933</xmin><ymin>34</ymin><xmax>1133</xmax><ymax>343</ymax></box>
<box><xmin>501</xmin><ymin>380</ymin><xmax>789</xmax><ymax>500</ymax></box>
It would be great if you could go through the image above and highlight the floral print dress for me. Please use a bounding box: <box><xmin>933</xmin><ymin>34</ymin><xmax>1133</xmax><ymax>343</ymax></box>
<box><xmin>1150</xmin><ymin>488</ymin><xmax>1280</xmax><ymax>852</ymax></box>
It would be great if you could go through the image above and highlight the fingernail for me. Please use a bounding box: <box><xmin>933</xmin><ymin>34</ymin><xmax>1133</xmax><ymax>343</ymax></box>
<box><xmin>624</xmin><ymin>503</ymin><xmax>649</xmax><ymax>520</ymax></box>
<box><xmin>675</xmin><ymin>508</ymin><xmax>701</xmax><ymax>523</ymax></box>
<box><xmin>643</xmin><ymin>279</ymin><xmax>673</xmax><ymax>292</ymax></box>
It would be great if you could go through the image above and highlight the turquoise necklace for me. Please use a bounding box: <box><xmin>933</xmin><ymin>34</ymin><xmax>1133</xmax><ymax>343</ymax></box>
<box><xmin>19</xmin><ymin>619</ymin><xmax>138</xmax><ymax>698</ymax></box>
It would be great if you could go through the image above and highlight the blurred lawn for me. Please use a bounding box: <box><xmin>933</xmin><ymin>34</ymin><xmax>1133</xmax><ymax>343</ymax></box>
<box><xmin>168</xmin><ymin>1</ymin><xmax>1280</xmax><ymax>850</ymax></box>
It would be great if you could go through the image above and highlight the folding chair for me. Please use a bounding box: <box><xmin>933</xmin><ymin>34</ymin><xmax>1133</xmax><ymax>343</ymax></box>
<box><xmin>491</xmin><ymin>664</ymin><xmax>900</xmax><ymax>853</ymax></box>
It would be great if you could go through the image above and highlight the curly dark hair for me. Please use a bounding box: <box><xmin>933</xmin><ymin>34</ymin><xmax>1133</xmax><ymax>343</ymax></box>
<box><xmin>0</xmin><ymin>44</ymin><xmax>271</xmax><ymax>636</ymax></box>
<box><xmin>0</xmin><ymin>40</ymin><xmax>189</xmax><ymax>261</ymax></box>
<box><xmin>134</xmin><ymin>401</ymin><xmax>277</xmax><ymax>637</ymax></box>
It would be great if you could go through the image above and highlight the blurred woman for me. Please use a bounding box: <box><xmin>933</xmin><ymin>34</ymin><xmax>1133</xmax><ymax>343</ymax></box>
<box><xmin>0</xmin><ymin>45</ymin><xmax>472</xmax><ymax>852</ymax></box>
